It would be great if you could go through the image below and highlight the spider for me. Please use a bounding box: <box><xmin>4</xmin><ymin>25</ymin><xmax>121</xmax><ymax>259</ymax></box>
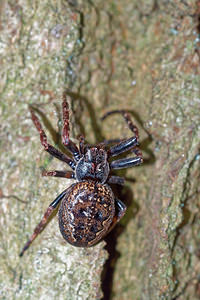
<box><xmin>19</xmin><ymin>94</ymin><xmax>143</xmax><ymax>256</ymax></box>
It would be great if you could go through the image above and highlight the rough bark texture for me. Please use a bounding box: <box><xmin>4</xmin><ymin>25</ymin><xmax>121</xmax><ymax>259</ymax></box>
<box><xmin>0</xmin><ymin>0</ymin><xmax>200</xmax><ymax>300</ymax></box>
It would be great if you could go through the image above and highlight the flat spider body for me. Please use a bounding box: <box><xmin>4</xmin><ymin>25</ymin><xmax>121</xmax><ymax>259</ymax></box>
<box><xmin>19</xmin><ymin>94</ymin><xmax>143</xmax><ymax>256</ymax></box>
<box><xmin>59</xmin><ymin>181</ymin><xmax>115</xmax><ymax>247</ymax></box>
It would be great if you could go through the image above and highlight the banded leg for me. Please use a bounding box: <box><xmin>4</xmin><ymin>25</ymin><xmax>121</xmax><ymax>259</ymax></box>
<box><xmin>107</xmin><ymin>176</ymin><xmax>125</xmax><ymax>185</ymax></box>
<box><xmin>110</xmin><ymin>146</ymin><xmax>143</xmax><ymax>170</ymax></box>
<box><xmin>110</xmin><ymin>145</ymin><xmax>143</xmax><ymax>170</ymax></box>
<box><xmin>108</xmin><ymin>136</ymin><xmax>138</xmax><ymax>157</ymax></box>
<box><xmin>102</xmin><ymin>139</ymin><xmax>122</xmax><ymax>146</ymax></box>
<box><xmin>62</xmin><ymin>94</ymin><xmax>80</xmax><ymax>161</ymax></box>
<box><xmin>30</xmin><ymin>107</ymin><xmax>76</xmax><ymax>170</ymax></box>
<box><xmin>107</xmin><ymin>198</ymin><xmax>127</xmax><ymax>234</ymax></box>
<box><xmin>102</xmin><ymin>110</ymin><xmax>140</xmax><ymax>158</ymax></box>
<box><xmin>101</xmin><ymin>110</ymin><xmax>139</xmax><ymax>139</ymax></box>
<box><xmin>79</xmin><ymin>135</ymin><xmax>85</xmax><ymax>155</ymax></box>
<box><xmin>42</xmin><ymin>170</ymin><xmax>75</xmax><ymax>179</ymax></box>
<box><xmin>110</xmin><ymin>156</ymin><xmax>142</xmax><ymax>169</ymax></box>
<box><xmin>19</xmin><ymin>190</ymin><xmax>67</xmax><ymax>257</ymax></box>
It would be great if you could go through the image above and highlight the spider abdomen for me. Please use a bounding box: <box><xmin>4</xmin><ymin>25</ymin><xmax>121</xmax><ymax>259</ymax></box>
<box><xmin>58</xmin><ymin>181</ymin><xmax>115</xmax><ymax>247</ymax></box>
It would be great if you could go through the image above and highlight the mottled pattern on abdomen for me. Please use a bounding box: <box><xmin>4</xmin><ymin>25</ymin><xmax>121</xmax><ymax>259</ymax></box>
<box><xmin>58</xmin><ymin>181</ymin><xmax>115</xmax><ymax>247</ymax></box>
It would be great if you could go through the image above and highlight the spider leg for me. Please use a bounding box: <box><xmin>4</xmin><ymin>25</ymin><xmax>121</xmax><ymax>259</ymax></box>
<box><xmin>79</xmin><ymin>135</ymin><xmax>85</xmax><ymax>154</ymax></box>
<box><xmin>110</xmin><ymin>147</ymin><xmax>143</xmax><ymax>170</ymax></box>
<box><xmin>107</xmin><ymin>176</ymin><xmax>125</xmax><ymax>185</ymax></box>
<box><xmin>102</xmin><ymin>110</ymin><xmax>139</xmax><ymax>138</ymax></box>
<box><xmin>108</xmin><ymin>136</ymin><xmax>138</xmax><ymax>157</ymax></box>
<box><xmin>62</xmin><ymin>94</ymin><xmax>81</xmax><ymax>161</ymax></box>
<box><xmin>106</xmin><ymin>198</ymin><xmax>126</xmax><ymax>234</ymax></box>
<box><xmin>42</xmin><ymin>170</ymin><xmax>75</xmax><ymax>179</ymax></box>
<box><xmin>103</xmin><ymin>138</ymin><xmax>122</xmax><ymax>146</ymax></box>
<box><xmin>102</xmin><ymin>110</ymin><xmax>140</xmax><ymax>158</ymax></box>
<box><xmin>19</xmin><ymin>190</ymin><xmax>67</xmax><ymax>257</ymax></box>
<box><xmin>30</xmin><ymin>107</ymin><xmax>76</xmax><ymax>170</ymax></box>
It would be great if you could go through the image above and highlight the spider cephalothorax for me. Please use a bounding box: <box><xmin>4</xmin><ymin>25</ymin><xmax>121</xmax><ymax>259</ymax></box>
<box><xmin>75</xmin><ymin>147</ymin><xmax>110</xmax><ymax>183</ymax></box>
<box><xmin>19</xmin><ymin>94</ymin><xmax>143</xmax><ymax>256</ymax></box>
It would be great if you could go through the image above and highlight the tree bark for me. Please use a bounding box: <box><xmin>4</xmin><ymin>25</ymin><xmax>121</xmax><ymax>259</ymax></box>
<box><xmin>0</xmin><ymin>0</ymin><xmax>199</xmax><ymax>299</ymax></box>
